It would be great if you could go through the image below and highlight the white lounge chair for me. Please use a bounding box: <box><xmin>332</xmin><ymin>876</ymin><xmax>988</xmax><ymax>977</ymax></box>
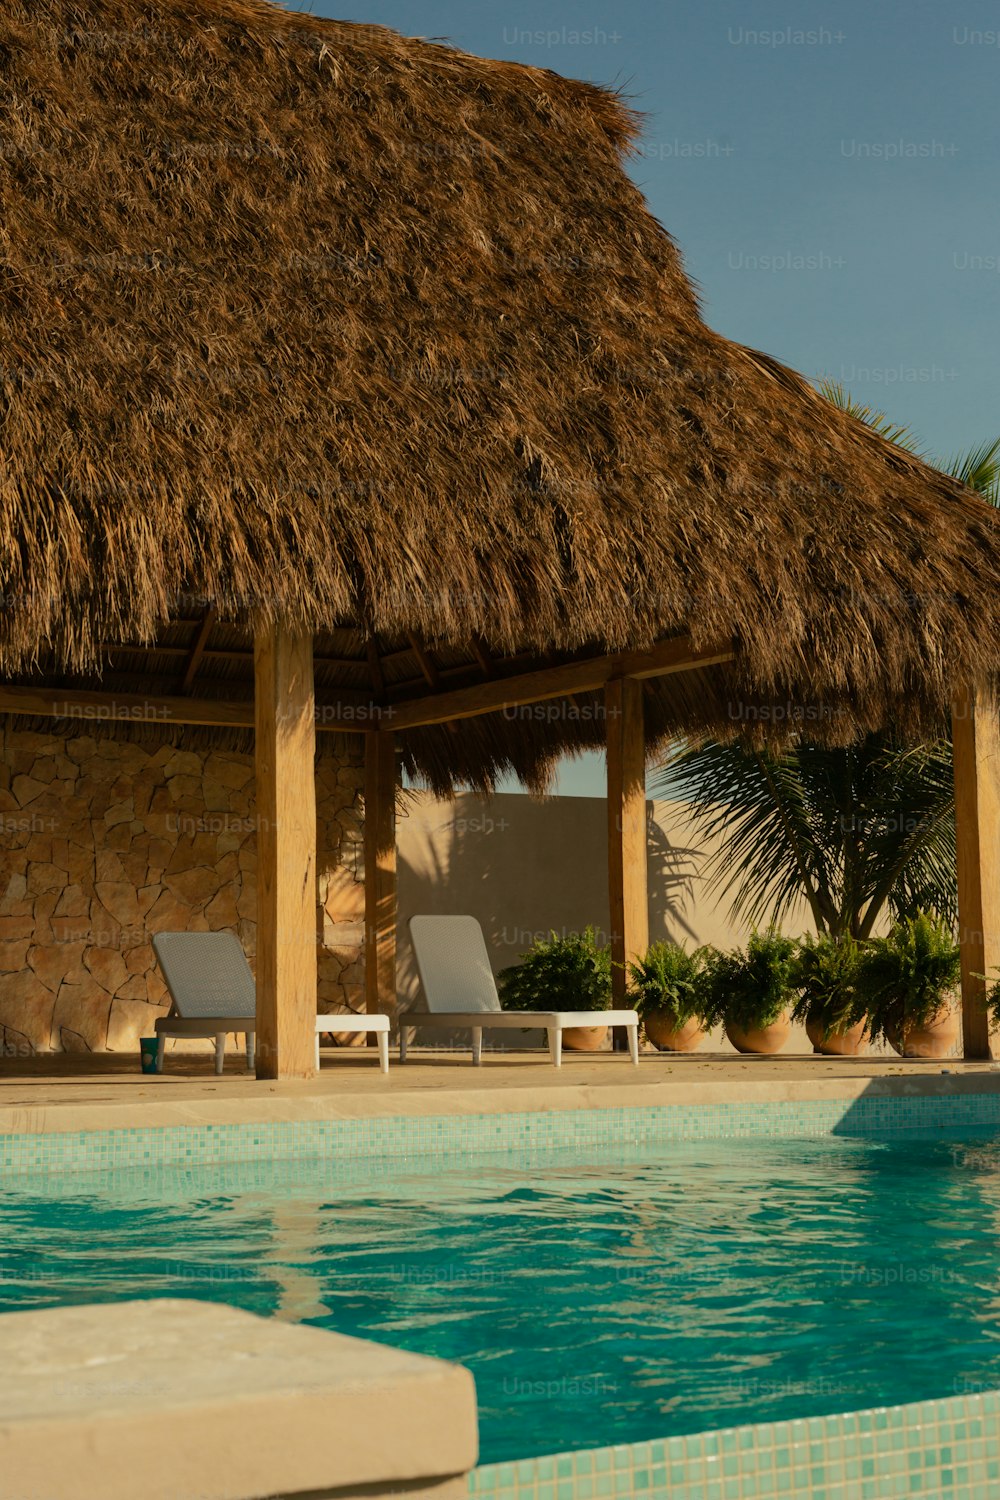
<box><xmin>405</xmin><ymin>915</ymin><xmax>640</xmax><ymax>1067</ymax></box>
<box><xmin>152</xmin><ymin>932</ymin><xmax>389</xmax><ymax>1074</ymax></box>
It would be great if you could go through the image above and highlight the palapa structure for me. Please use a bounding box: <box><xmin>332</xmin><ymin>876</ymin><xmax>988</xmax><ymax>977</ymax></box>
<box><xmin>3</xmin><ymin>0</ymin><xmax>1000</xmax><ymax>1073</ymax></box>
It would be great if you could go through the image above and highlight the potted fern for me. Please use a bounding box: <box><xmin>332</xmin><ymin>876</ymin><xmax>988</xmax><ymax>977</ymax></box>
<box><xmin>628</xmin><ymin>942</ymin><xmax>711</xmax><ymax>1052</ymax></box>
<box><xmin>792</xmin><ymin>933</ymin><xmax>869</xmax><ymax>1056</ymax></box>
<box><xmin>704</xmin><ymin>930</ymin><xmax>798</xmax><ymax>1055</ymax></box>
<box><xmin>860</xmin><ymin>913</ymin><xmax>960</xmax><ymax>1059</ymax></box>
<box><xmin>498</xmin><ymin>926</ymin><xmax>613</xmax><ymax>1050</ymax></box>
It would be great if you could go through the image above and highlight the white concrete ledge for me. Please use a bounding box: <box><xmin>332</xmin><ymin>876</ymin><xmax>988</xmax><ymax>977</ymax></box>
<box><xmin>0</xmin><ymin>1300</ymin><xmax>478</xmax><ymax>1500</ymax></box>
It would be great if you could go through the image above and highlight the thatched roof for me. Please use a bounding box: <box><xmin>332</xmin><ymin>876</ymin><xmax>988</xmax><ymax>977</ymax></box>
<box><xmin>3</xmin><ymin>0</ymin><xmax>1000</xmax><ymax>790</ymax></box>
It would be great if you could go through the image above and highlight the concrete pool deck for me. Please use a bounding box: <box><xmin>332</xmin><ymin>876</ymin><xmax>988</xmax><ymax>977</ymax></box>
<box><xmin>1</xmin><ymin>1048</ymin><xmax>999</xmax><ymax>1135</ymax></box>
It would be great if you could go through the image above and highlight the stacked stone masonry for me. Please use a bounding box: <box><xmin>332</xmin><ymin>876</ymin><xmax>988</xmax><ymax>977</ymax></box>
<box><xmin>0</xmin><ymin>725</ymin><xmax>366</xmax><ymax>1056</ymax></box>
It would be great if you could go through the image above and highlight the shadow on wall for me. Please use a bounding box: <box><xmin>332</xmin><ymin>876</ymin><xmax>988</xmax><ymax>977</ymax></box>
<box><xmin>396</xmin><ymin>791</ymin><xmax>703</xmax><ymax>1051</ymax></box>
<box><xmin>392</xmin><ymin>791</ymin><xmax>928</xmax><ymax>1058</ymax></box>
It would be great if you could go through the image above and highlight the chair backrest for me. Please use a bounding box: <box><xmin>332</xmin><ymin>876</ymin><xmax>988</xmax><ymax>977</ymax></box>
<box><xmin>152</xmin><ymin>931</ymin><xmax>257</xmax><ymax>1019</ymax></box>
<box><xmin>409</xmin><ymin>915</ymin><xmax>502</xmax><ymax>1014</ymax></box>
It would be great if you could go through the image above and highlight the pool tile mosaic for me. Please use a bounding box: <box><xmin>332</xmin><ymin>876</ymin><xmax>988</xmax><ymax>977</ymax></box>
<box><xmin>3</xmin><ymin>1086</ymin><xmax>1000</xmax><ymax>1176</ymax></box>
<box><xmin>5</xmin><ymin>1089</ymin><xmax>1000</xmax><ymax>1498</ymax></box>
<box><xmin>470</xmin><ymin>1391</ymin><xmax>1000</xmax><ymax>1500</ymax></box>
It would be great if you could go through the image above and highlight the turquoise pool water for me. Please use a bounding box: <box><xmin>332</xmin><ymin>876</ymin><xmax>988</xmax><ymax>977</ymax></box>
<box><xmin>3</xmin><ymin>1132</ymin><xmax>1000</xmax><ymax>1464</ymax></box>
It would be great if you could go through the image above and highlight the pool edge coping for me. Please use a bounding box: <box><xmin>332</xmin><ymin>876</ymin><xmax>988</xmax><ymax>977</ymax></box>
<box><xmin>3</xmin><ymin>1068</ymin><xmax>1000</xmax><ymax>1137</ymax></box>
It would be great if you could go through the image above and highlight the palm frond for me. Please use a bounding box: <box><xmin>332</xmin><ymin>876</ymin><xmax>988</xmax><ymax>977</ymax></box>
<box><xmin>654</xmin><ymin>735</ymin><xmax>957</xmax><ymax>938</ymax></box>
<box><xmin>816</xmin><ymin>380</ymin><xmax>924</xmax><ymax>455</ymax></box>
<box><xmin>852</xmin><ymin>741</ymin><xmax>956</xmax><ymax>935</ymax></box>
<box><xmin>655</xmin><ymin>740</ymin><xmax>839</xmax><ymax>933</ymax></box>
<box><xmin>945</xmin><ymin>438</ymin><xmax>1000</xmax><ymax>505</ymax></box>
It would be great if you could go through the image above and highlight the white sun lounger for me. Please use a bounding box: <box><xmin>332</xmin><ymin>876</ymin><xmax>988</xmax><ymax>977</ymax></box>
<box><xmin>405</xmin><ymin>915</ymin><xmax>639</xmax><ymax>1067</ymax></box>
<box><xmin>152</xmin><ymin>932</ymin><xmax>389</xmax><ymax>1074</ymax></box>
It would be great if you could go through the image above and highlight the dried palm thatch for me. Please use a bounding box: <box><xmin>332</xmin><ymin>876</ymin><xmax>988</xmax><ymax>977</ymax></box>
<box><xmin>2</xmin><ymin>0</ymin><xmax>999</xmax><ymax>789</ymax></box>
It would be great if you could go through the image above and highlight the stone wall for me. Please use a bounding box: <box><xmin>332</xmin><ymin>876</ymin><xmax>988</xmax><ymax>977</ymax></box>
<box><xmin>0</xmin><ymin>724</ymin><xmax>366</xmax><ymax>1056</ymax></box>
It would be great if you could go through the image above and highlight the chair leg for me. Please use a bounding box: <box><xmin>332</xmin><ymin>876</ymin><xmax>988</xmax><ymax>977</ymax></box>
<box><xmin>315</xmin><ymin>1034</ymin><xmax>321</xmax><ymax>1071</ymax></box>
<box><xmin>627</xmin><ymin>1024</ymin><xmax>640</xmax><ymax>1065</ymax></box>
<box><xmin>399</xmin><ymin>1026</ymin><xmax>409</xmax><ymax>1063</ymax></box>
<box><xmin>472</xmin><ymin>1026</ymin><xmax>483</xmax><ymax>1066</ymax></box>
<box><xmin>245</xmin><ymin>1033</ymin><xmax>255</xmax><ymax>1072</ymax></box>
<box><xmin>548</xmin><ymin>1028</ymin><xmax>562</xmax><ymax>1068</ymax></box>
<box><xmin>215</xmin><ymin>1034</ymin><xmax>226</xmax><ymax>1076</ymax></box>
<box><xmin>156</xmin><ymin>1036</ymin><xmax>166</xmax><ymax>1073</ymax></box>
<box><xmin>377</xmin><ymin>1032</ymin><xmax>389</xmax><ymax>1073</ymax></box>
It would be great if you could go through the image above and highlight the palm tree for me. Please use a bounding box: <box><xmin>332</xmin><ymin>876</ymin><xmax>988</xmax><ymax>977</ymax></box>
<box><xmin>657</xmin><ymin>736</ymin><xmax>956</xmax><ymax>939</ymax></box>
<box><xmin>653</xmin><ymin>390</ymin><xmax>1000</xmax><ymax>940</ymax></box>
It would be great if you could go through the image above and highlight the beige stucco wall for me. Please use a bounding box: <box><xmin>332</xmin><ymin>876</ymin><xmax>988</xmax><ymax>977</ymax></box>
<box><xmin>0</xmin><ymin>724</ymin><xmax>366</xmax><ymax>1056</ymax></box>
<box><xmin>397</xmin><ymin>789</ymin><xmax>813</xmax><ymax>978</ymax></box>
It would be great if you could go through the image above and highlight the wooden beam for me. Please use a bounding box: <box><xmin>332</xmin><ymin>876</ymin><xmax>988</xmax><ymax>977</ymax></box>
<box><xmin>606</xmin><ymin>678</ymin><xmax>649</xmax><ymax>1013</ymax></box>
<box><xmin>0</xmin><ymin>683</ymin><xmax>378</xmax><ymax>733</ymax></box>
<box><xmin>380</xmin><ymin>644</ymin><xmax>424</xmax><ymax>665</ymax></box>
<box><xmin>406</xmin><ymin>632</ymin><xmax>443</xmax><ymax>691</ymax></box>
<box><xmin>179</xmin><ymin>605</ymin><xmax>216</xmax><ymax>693</ymax></box>
<box><xmin>364</xmin><ymin>731</ymin><xmax>398</xmax><ymax>1024</ymax></box>
<box><xmin>254</xmin><ymin>624</ymin><xmax>318</xmax><ymax>1080</ymax></box>
<box><xmin>404</xmin><ymin>634</ymin><xmax>462</xmax><ymax>734</ymax></box>
<box><xmin>0</xmin><ymin>635</ymin><xmax>733</xmax><ymax>740</ymax></box>
<box><xmin>0</xmin><ymin>683</ymin><xmax>257</xmax><ymax>729</ymax></box>
<box><xmin>388</xmin><ymin>636</ymin><xmax>734</xmax><ymax>731</ymax></box>
<box><xmin>382</xmin><ymin>652</ymin><xmax>535</xmax><ymax>696</ymax></box>
<box><xmin>952</xmin><ymin>682</ymin><xmax>1000</xmax><ymax>1060</ymax></box>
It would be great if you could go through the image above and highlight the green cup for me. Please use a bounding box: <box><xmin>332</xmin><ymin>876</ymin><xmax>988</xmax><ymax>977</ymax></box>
<box><xmin>139</xmin><ymin>1037</ymin><xmax>159</xmax><ymax>1075</ymax></box>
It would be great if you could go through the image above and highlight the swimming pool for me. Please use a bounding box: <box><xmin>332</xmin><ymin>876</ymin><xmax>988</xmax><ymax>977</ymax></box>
<box><xmin>4</xmin><ymin>1129</ymin><xmax>1000</xmax><ymax>1466</ymax></box>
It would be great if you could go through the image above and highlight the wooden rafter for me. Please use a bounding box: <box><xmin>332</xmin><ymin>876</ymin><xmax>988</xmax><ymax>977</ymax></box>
<box><xmin>100</xmin><ymin>642</ymin><xmax>370</xmax><ymax>672</ymax></box>
<box><xmin>469</xmin><ymin>636</ymin><xmax>496</xmax><ymax>679</ymax></box>
<box><xmin>97</xmin><ymin>634</ymin><xmax>541</xmax><ymax>693</ymax></box>
<box><xmin>406</xmin><ymin>632</ymin><xmax>443</xmax><ymax>691</ymax></box>
<box><xmin>179</xmin><ymin>605</ymin><xmax>216</xmax><ymax>694</ymax></box>
<box><xmin>404</xmin><ymin>632</ymin><xmax>460</xmax><ymax>734</ymax></box>
<box><xmin>384</xmin><ymin>650</ymin><xmax>535</xmax><ymax>694</ymax></box>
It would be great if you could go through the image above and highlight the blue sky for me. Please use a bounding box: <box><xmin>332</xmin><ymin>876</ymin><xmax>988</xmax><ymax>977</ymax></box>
<box><xmin>300</xmin><ymin>0</ymin><xmax>1000</xmax><ymax>795</ymax></box>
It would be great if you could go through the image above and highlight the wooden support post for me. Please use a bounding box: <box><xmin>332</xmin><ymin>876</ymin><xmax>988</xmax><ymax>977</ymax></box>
<box><xmin>254</xmin><ymin>624</ymin><xmax>318</xmax><ymax>1079</ymax></box>
<box><xmin>952</xmin><ymin>682</ymin><xmax>1000</xmax><ymax>1060</ymax></box>
<box><xmin>606</xmin><ymin>678</ymin><xmax>649</xmax><ymax>1022</ymax></box>
<box><xmin>365</xmin><ymin>731</ymin><xmax>398</xmax><ymax>1025</ymax></box>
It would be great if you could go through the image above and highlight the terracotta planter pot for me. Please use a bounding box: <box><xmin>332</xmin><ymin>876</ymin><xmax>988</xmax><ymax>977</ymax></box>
<box><xmin>562</xmin><ymin>1024</ymin><xmax>609</xmax><ymax>1052</ymax></box>
<box><xmin>806</xmin><ymin>1016</ymin><xmax>869</xmax><ymax>1057</ymax></box>
<box><xmin>644</xmin><ymin>1010</ymin><xmax>706</xmax><ymax>1053</ymax></box>
<box><xmin>725</xmin><ymin>1013</ymin><xmax>791</xmax><ymax>1056</ymax></box>
<box><xmin>886</xmin><ymin>1005</ymin><xmax>959</xmax><ymax>1059</ymax></box>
